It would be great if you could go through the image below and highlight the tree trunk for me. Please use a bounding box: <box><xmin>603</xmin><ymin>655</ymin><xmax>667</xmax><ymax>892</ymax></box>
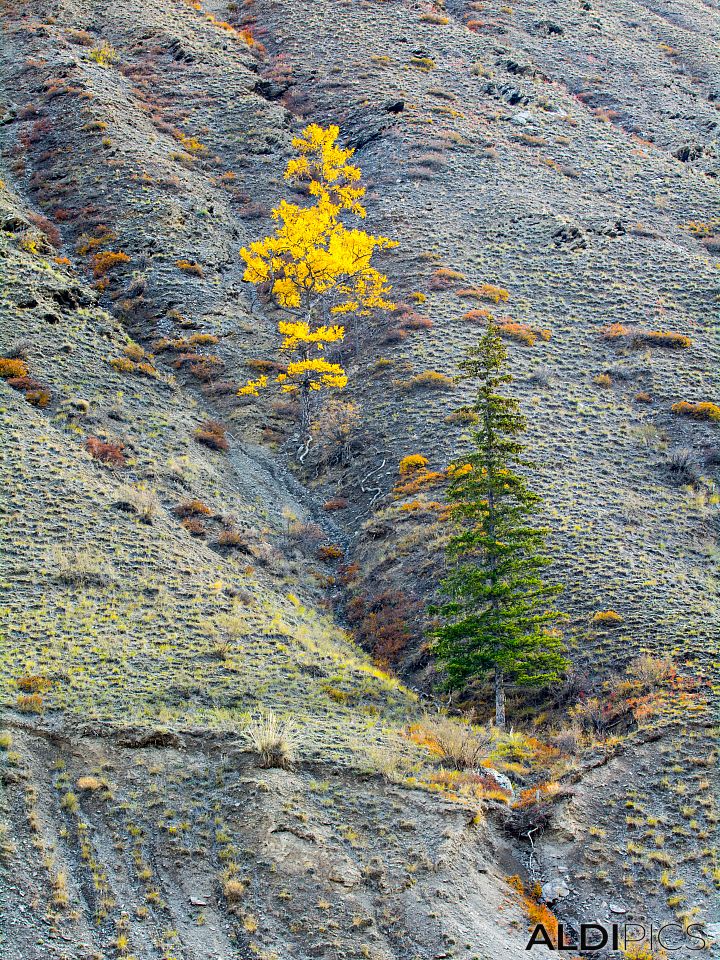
<box><xmin>494</xmin><ymin>667</ymin><xmax>506</xmax><ymax>729</ymax></box>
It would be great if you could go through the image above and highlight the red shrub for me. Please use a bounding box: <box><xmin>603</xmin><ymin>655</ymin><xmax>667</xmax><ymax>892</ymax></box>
<box><xmin>85</xmin><ymin>436</ymin><xmax>126</xmax><ymax>467</ymax></box>
<box><xmin>195</xmin><ymin>420</ymin><xmax>229</xmax><ymax>451</ymax></box>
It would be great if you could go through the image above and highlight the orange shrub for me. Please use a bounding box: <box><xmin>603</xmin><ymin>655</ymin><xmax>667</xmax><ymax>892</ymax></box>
<box><xmin>17</xmin><ymin>693</ymin><xmax>44</xmax><ymax>713</ymax></box>
<box><xmin>317</xmin><ymin>544</ymin><xmax>343</xmax><ymax>561</ymax></box>
<box><xmin>0</xmin><ymin>358</ymin><xmax>29</xmax><ymax>379</ymax></box>
<box><xmin>181</xmin><ymin>517</ymin><xmax>206</xmax><ymax>537</ymax></box>
<box><xmin>323</xmin><ymin>497</ymin><xmax>349</xmax><ymax>511</ymax></box>
<box><xmin>497</xmin><ymin>322</ymin><xmax>536</xmax><ymax>346</ymax></box>
<box><xmin>176</xmin><ymin>259</ymin><xmax>204</xmax><ymax>276</ymax></box>
<box><xmin>25</xmin><ymin>388</ymin><xmax>51</xmax><ymax>407</ymax></box>
<box><xmin>86</xmin><ymin>436</ymin><xmax>126</xmax><ymax>467</ymax></box>
<box><xmin>602</xmin><ymin>322</ymin><xmax>629</xmax><ymax>340</ymax></box>
<box><xmin>17</xmin><ymin>675</ymin><xmax>52</xmax><ymax>693</ymax></box>
<box><xmin>428</xmin><ymin>267</ymin><xmax>466</xmax><ymax>290</ymax></box>
<box><xmin>477</xmin><ymin>284</ymin><xmax>510</xmax><ymax>303</ymax></box>
<box><xmin>671</xmin><ymin>401</ymin><xmax>720</xmax><ymax>423</ymax></box>
<box><xmin>463</xmin><ymin>308</ymin><xmax>495</xmax><ymax>323</ymax></box>
<box><xmin>638</xmin><ymin>331</ymin><xmax>691</xmax><ymax>349</ymax></box>
<box><xmin>91</xmin><ymin>250</ymin><xmax>130</xmax><ymax>277</ymax></box>
<box><xmin>173</xmin><ymin>498</ymin><xmax>212</xmax><ymax>517</ymax></box>
<box><xmin>195</xmin><ymin>419</ymin><xmax>229</xmax><ymax>450</ymax></box>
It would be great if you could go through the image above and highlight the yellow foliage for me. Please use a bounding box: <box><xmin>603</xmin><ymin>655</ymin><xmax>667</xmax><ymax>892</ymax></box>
<box><xmin>278</xmin><ymin>321</ymin><xmax>344</xmax><ymax>349</ymax></box>
<box><xmin>398</xmin><ymin>454</ymin><xmax>429</xmax><ymax>475</ymax></box>
<box><xmin>237</xmin><ymin>124</ymin><xmax>396</xmax><ymax>418</ymax></box>
<box><xmin>278</xmin><ymin>358</ymin><xmax>347</xmax><ymax>392</ymax></box>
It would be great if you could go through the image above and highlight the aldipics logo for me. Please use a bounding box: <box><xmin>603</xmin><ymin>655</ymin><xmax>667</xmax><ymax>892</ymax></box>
<box><xmin>526</xmin><ymin>920</ymin><xmax>709</xmax><ymax>952</ymax></box>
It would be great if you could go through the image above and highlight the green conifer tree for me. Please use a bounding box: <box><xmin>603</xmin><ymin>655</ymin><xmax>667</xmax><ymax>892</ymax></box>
<box><xmin>432</xmin><ymin>325</ymin><xmax>569</xmax><ymax>728</ymax></box>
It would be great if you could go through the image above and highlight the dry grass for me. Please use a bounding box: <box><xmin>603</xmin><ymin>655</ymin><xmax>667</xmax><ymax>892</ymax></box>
<box><xmin>50</xmin><ymin>546</ymin><xmax>113</xmax><ymax>586</ymax></box>
<box><xmin>245</xmin><ymin>709</ymin><xmax>297</xmax><ymax>769</ymax></box>
<box><xmin>116</xmin><ymin>484</ymin><xmax>159</xmax><ymax>522</ymax></box>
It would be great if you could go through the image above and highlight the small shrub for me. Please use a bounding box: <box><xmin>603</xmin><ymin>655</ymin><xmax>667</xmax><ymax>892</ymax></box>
<box><xmin>91</xmin><ymin>250</ymin><xmax>130</xmax><ymax>278</ymax></box>
<box><xmin>116</xmin><ymin>485</ymin><xmax>159</xmax><ymax>522</ymax></box>
<box><xmin>595</xmin><ymin>373</ymin><xmax>612</xmax><ymax>388</ymax></box>
<box><xmin>317</xmin><ymin>544</ymin><xmax>343</xmax><ymax>561</ymax></box>
<box><xmin>603</xmin><ymin>325</ymin><xmax>692</xmax><ymax>349</ymax></box>
<box><xmin>214</xmin><ymin>528</ymin><xmax>245</xmax><ymax>550</ymax></box>
<box><xmin>550</xmin><ymin>725</ymin><xmax>583</xmax><ymax>755</ymax></box>
<box><xmin>497</xmin><ymin>321</ymin><xmax>537</xmax><ymax>346</ymax></box>
<box><xmin>409</xmin><ymin>56</ymin><xmax>436</xmax><ymax>70</ymax></box>
<box><xmin>628</xmin><ymin>655</ymin><xmax>675</xmax><ymax>687</ymax></box>
<box><xmin>664</xmin><ymin>448</ymin><xmax>699</xmax><ymax>485</ymax></box>
<box><xmin>76</xmin><ymin>776</ymin><xmax>104</xmax><ymax>791</ymax></box>
<box><xmin>52</xmin><ymin>546</ymin><xmax>113</xmax><ymax>586</ymax></box>
<box><xmin>592</xmin><ymin>610</ymin><xmax>624</xmax><ymax>627</ymax></box>
<box><xmin>176</xmin><ymin>259</ymin><xmax>204</xmax><ymax>277</ymax></box>
<box><xmin>428</xmin><ymin>267</ymin><xmax>465</xmax><ymax>290</ymax></box>
<box><xmin>16</xmin><ymin>676</ymin><xmax>52</xmax><ymax>694</ymax></box>
<box><xmin>323</xmin><ymin>497</ymin><xmax>348</xmax><ymax>511</ymax></box>
<box><xmin>61</xmin><ymin>791</ymin><xmax>79</xmax><ymax>813</ymax></box>
<box><xmin>195</xmin><ymin>420</ymin><xmax>229</xmax><ymax>451</ymax></box>
<box><xmin>86</xmin><ymin>436</ymin><xmax>126</xmax><ymax>467</ymax></box>
<box><xmin>0</xmin><ymin>358</ymin><xmax>29</xmax><ymax>379</ymax></box>
<box><xmin>463</xmin><ymin>308</ymin><xmax>495</xmax><ymax>324</ymax></box>
<box><xmin>89</xmin><ymin>42</ymin><xmax>118</xmax><ymax>66</ymax></box>
<box><xmin>411</xmin><ymin>716</ymin><xmax>492</xmax><ymax>770</ymax></box>
<box><xmin>24</xmin><ymin>388</ymin><xmax>51</xmax><ymax>408</ymax></box>
<box><xmin>672</xmin><ymin>401</ymin><xmax>720</xmax><ymax>423</ymax></box>
<box><xmin>394</xmin><ymin>370</ymin><xmax>454</xmax><ymax>392</ymax></box>
<box><xmin>182</xmin><ymin>518</ymin><xmax>206</xmax><ymax>537</ymax></box>
<box><xmin>173</xmin><ymin>498</ymin><xmax>212</xmax><ymax>518</ymax></box>
<box><xmin>399</xmin><ymin>454</ymin><xmax>429</xmax><ymax>475</ymax></box>
<box><xmin>245</xmin><ymin>709</ymin><xmax>297</xmax><ymax>769</ymax></box>
<box><xmin>638</xmin><ymin>331</ymin><xmax>691</xmax><ymax>349</ymax></box>
<box><xmin>474</xmin><ymin>284</ymin><xmax>510</xmax><ymax>303</ymax></box>
<box><xmin>17</xmin><ymin>694</ymin><xmax>44</xmax><ymax>714</ymax></box>
<box><xmin>602</xmin><ymin>323</ymin><xmax>629</xmax><ymax>340</ymax></box>
<box><xmin>223</xmin><ymin>878</ymin><xmax>246</xmax><ymax>903</ymax></box>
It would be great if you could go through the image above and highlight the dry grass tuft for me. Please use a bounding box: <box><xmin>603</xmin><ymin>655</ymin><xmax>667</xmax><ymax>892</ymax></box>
<box><xmin>245</xmin><ymin>709</ymin><xmax>297</xmax><ymax>769</ymax></box>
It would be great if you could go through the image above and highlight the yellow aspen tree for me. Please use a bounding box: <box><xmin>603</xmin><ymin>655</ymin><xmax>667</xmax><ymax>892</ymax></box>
<box><xmin>238</xmin><ymin>124</ymin><xmax>397</xmax><ymax>435</ymax></box>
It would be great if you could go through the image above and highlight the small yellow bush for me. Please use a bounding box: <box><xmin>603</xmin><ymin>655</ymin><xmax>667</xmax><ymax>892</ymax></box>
<box><xmin>399</xmin><ymin>454</ymin><xmax>429</xmax><ymax>475</ymax></box>
<box><xmin>592</xmin><ymin>610</ymin><xmax>624</xmax><ymax>626</ymax></box>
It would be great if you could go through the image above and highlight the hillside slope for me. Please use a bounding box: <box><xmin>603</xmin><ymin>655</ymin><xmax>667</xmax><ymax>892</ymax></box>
<box><xmin>0</xmin><ymin>0</ymin><xmax>718</xmax><ymax>957</ymax></box>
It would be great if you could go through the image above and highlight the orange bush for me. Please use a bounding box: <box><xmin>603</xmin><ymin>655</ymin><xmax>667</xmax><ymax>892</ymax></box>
<box><xmin>428</xmin><ymin>267</ymin><xmax>466</xmax><ymax>290</ymax></box>
<box><xmin>463</xmin><ymin>308</ymin><xmax>495</xmax><ymax>323</ymax></box>
<box><xmin>507</xmin><ymin>875</ymin><xmax>559</xmax><ymax>946</ymax></box>
<box><xmin>17</xmin><ymin>693</ymin><xmax>44</xmax><ymax>713</ymax></box>
<box><xmin>602</xmin><ymin>322</ymin><xmax>629</xmax><ymax>340</ymax></box>
<box><xmin>85</xmin><ymin>436</ymin><xmax>126</xmax><ymax>467</ymax></box>
<box><xmin>91</xmin><ymin>250</ymin><xmax>130</xmax><ymax>277</ymax></box>
<box><xmin>195</xmin><ymin>419</ymin><xmax>229</xmax><ymax>450</ymax></box>
<box><xmin>317</xmin><ymin>544</ymin><xmax>344</xmax><ymax>561</ymax></box>
<box><xmin>0</xmin><ymin>358</ymin><xmax>29</xmax><ymax>379</ymax></box>
<box><xmin>17</xmin><ymin>675</ymin><xmax>52</xmax><ymax>693</ymax></box>
<box><xmin>176</xmin><ymin>259</ymin><xmax>204</xmax><ymax>276</ymax></box>
<box><xmin>671</xmin><ymin>401</ymin><xmax>720</xmax><ymax>422</ymax></box>
<box><xmin>323</xmin><ymin>497</ymin><xmax>348</xmax><ymax>511</ymax></box>
<box><xmin>173</xmin><ymin>499</ymin><xmax>212</xmax><ymax>518</ymax></box>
